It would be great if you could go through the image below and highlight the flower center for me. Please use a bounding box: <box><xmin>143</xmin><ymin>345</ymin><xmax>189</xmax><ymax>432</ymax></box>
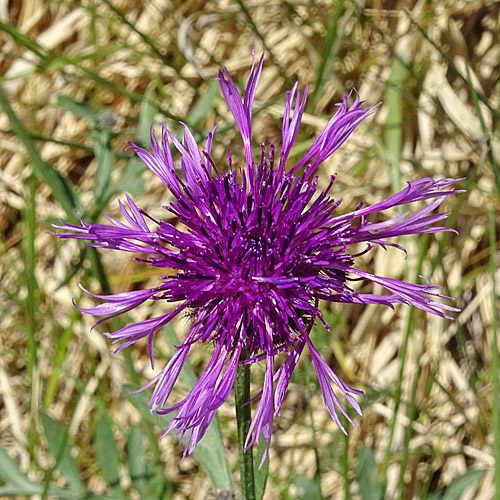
<box><xmin>242</xmin><ymin>234</ymin><xmax>267</xmax><ymax>256</ymax></box>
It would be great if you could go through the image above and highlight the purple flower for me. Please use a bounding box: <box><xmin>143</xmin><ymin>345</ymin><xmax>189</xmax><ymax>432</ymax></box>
<box><xmin>54</xmin><ymin>53</ymin><xmax>461</xmax><ymax>460</ymax></box>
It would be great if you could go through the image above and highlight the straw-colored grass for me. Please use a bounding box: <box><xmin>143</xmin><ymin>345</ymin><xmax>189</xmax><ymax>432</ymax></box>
<box><xmin>0</xmin><ymin>1</ymin><xmax>498</xmax><ymax>499</ymax></box>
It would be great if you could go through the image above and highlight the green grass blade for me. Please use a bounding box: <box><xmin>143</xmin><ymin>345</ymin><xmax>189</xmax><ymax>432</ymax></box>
<box><xmin>0</xmin><ymin>19</ymin><xmax>46</xmax><ymax>59</ymax></box>
<box><xmin>406</xmin><ymin>12</ymin><xmax>499</xmax><ymax>120</ymax></box>
<box><xmin>137</xmin><ymin>89</ymin><xmax>158</xmax><ymax>145</ymax></box>
<box><xmin>99</xmin><ymin>0</ymin><xmax>200</xmax><ymax>94</ymax></box>
<box><xmin>0</xmin><ymin>128</ymin><xmax>95</xmax><ymax>153</ymax></box>
<box><xmin>0</xmin><ymin>87</ymin><xmax>82</xmax><ymax>219</ymax></box>
<box><xmin>0</xmin><ymin>20</ymin><xmax>183</xmax><ymax>124</ymax></box>
<box><xmin>465</xmin><ymin>64</ymin><xmax>500</xmax><ymax>194</ymax></box>
<box><xmin>397</xmin><ymin>343</ymin><xmax>420</xmax><ymax>500</ymax></box>
<box><xmin>489</xmin><ymin>207</ymin><xmax>500</xmax><ymax>497</ymax></box>
<box><xmin>342</xmin><ymin>429</ymin><xmax>350</xmax><ymax>499</ymax></box>
<box><xmin>125</xmin><ymin>325</ymin><xmax>235</xmax><ymax>491</ymax></box>
<box><xmin>24</xmin><ymin>172</ymin><xmax>37</xmax><ymax>454</ymax></box>
<box><xmin>186</xmin><ymin>81</ymin><xmax>219</xmax><ymax>128</ymax></box>
<box><xmin>382</xmin><ymin>234</ymin><xmax>429</xmax><ymax>491</ymax></box>
<box><xmin>92</xmin><ymin>129</ymin><xmax>115</xmax><ymax>203</ymax></box>
<box><xmin>304</xmin><ymin>363</ymin><xmax>324</xmax><ymax>499</ymax></box>
<box><xmin>44</xmin><ymin>309</ymin><xmax>79</xmax><ymax>406</ymax></box>
<box><xmin>57</xmin><ymin>95</ymin><xmax>103</xmax><ymax>121</ymax></box>
<box><xmin>312</xmin><ymin>0</ymin><xmax>345</xmax><ymax>104</ymax></box>
<box><xmin>124</xmin><ymin>385</ymin><xmax>234</xmax><ymax>492</ymax></box>
<box><xmin>113</xmin><ymin>90</ymin><xmax>157</xmax><ymax>197</ymax></box>
<box><xmin>234</xmin><ymin>0</ymin><xmax>290</xmax><ymax>87</ymax></box>
<box><xmin>0</xmin><ymin>485</ymin><xmax>89</xmax><ymax>498</ymax></box>
<box><xmin>384</xmin><ymin>58</ymin><xmax>406</xmax><ymax>193</ymax></box>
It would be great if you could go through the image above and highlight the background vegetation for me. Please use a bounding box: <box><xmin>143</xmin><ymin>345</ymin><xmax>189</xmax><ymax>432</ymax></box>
<box><xmin>0</xmin><ymin>0</ymin><xmax>498</xmax><ymax>498</ymax></box>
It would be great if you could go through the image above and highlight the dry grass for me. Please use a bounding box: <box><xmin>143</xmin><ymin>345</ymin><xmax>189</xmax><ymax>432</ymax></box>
<box><xmin>0</xmin><ymin>0</ymin><xmax>499</xmax><ymax>499</ymax></box>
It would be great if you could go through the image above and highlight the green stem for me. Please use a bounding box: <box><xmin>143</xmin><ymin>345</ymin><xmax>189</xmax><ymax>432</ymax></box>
<box><xmin>342</xmin><ymin>428</ymin><xmax>351</xmax><ymax>499</ymax></box>
<box><xmin>25</xmin><ymin>172</ymin><xmax>37</xmax><ymax>456</ymax></box>
<box><xmin>235</xmin><ymin>361</ymin><xmax>255</xmax><ymax>500</ymax></box>
<box><xmin>382</xmin><ymin>234</ymin><xmax>429</xmax><ymax>490</ymax></box>
<box><xmin>489</xmin><ymin>207</ymin><xmax>500</xmax><ymax>496</ymax></box>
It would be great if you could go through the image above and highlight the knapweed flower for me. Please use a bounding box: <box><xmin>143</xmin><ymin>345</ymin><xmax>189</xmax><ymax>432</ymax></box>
<box><xmin>54</xmin><ymin>53</ymin><xmax>460</xmax><ymax>460</ymax></box>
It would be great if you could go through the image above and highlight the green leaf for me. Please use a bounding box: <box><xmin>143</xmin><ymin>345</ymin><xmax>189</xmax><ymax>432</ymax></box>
<box><xmin>293</xmin><ymin>473</ymin><xmax>322</xmax><ymax>500</ymax></box>
<box><xmin>94</xmin><ymin>414</ymin><xmax>124</xmax><ymax>497</ymax></box>
<box><xmin>40</xmin><ymin>413</ymin><xmax>86</xmax><ymax>494</ymax></box>
<box><xmin>57</xmin><ymin>95</ymin><xmax>102</xmax><ymax>121</ymax></box>
<box><xmin>124</xmin><ymin>385</ymin><xmax>234</xmax><ymax>490</ymax></box>
<box><xmin>124</xmin><ymin>387</ymin><xmax>170</xmax><ymax>425</ymax></box>
<box><xmin>427</xmin><ymin>469</ymin><xmax>485</xmax><ymax>500</ymax></box>
<box><xmin>358</xmin><ymin>445</ymin><xmax>383</xmax><ymax>500</ymax></box>
<box><xmin>0</xmin><ymin>19</ymin><xmax>45</xmax><ymax>58</ymax></box>
<box><xmin>0</xmin><ymin>444</ymin><xmax>39</xmax><ymax>493</ymax></box>
<box><xmin>114</xmin><ymin>156</ymin><xmax>145</xmax><ymax>197</ymax></box>
<box><xmin>254</xmin><ymin>438</ymin><xmax>269</xmax><ymax>500</ymax></box>
<box><xmin>0</xmin><ymin>484</ymin><xmax>85</xmax><ymax>498</ymax></box>
<box><xmin>312</xmin><ymin>0</ymin><xmax>345</xmax><ymax>104</ymax></box>
<box><xmin>186</xmin><ymin>81</ymin><xmax>218</xmax><ymax>127</ymax></box>
<box><xmin>137</xmin><ymin>90</ymin><xmax>158</xmax><ymax>146</ymax></box>
<box><xmin>92</xmin><ymin>129</ymin><xmax>115</xmax><ymax>203</ymax></box>
<box><xmin>57</xmin><ymin>95</ymin><xmax>117</xmax><ymax>203</ymax></box>
<box><xmin>163</xmin><ymin>325</ymin><xmax>234</xmax><ymax>491</ymax></box>
<box><xmin>384</xmin><ymin>58</ymin><xmax>407</xmax><ymax>194</ymax></box>
<box><xmin>113</xmin><ymin>90</ymin><xmax>155</xmax><ymax>198</ymax></box>
<box><xmin>123</xmin><ymin>325</ymin><xmax>235</xmax><ymax>492</ymax></box>
<box><xmin>112</xmin><ymin>92</ymin><xmax>155</xmax><ymax>198</ymax></box>
<box><xmin>125</xmin><ymin>426</ymin><xmax>147</xmax><ymax>497</ymax></box>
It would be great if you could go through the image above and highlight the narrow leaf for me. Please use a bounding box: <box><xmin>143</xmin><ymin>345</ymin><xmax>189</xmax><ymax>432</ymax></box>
<box><xmin>92</xmin><ymin>129</ymin><xmax>115</xmax><ymax>203</ymax></box>
<box><xmin>113</xmin><ymin>91</ymin><xmax>155</xmax><ymax>197</ymax></box>
<box><xmin>442</xmin><ymin>469</ymin><xmax>485</xmax><ymax>499</ymax></box>
<box><xmin>137</xmin><ymin>90</ymin><xmax>158</xmax><ymax>146</ymax></box>
<box><xmin>125</xmin><ymin>425</ymin><xmax>147</xmax><ymax>497</ymax></box>
<box><xmin>384</xmin><ymin>58</ymin><xmax>406</xmax><ymax>194</ymax></box>
<box><xmin>124</xmin><ymin>385</ymin><xmax>233</xmax><ymax>490</ymax></box>
<box><xmin>187</xmin><ymin>81</ymin><xmax>218</xmax><ymax>127</ymax></box>
<box><xmin>358</xmin><ymin>445</ymin><xmax>383</xmax><ymax>500</ymax></box>
<box><xmin>293</xmin><ymin>473</ymin><xmax>322</xmax><ymax>500</ymax></box>
<box><xmin>163</xmin><ymin>325</ymin><xmax>234</xmax><ymax>491</ymax></box>
<box><xmin>57</xmin><ymin>95</ymin><xmax>102</xmax><ymax>121</ymax></box>
<box><xmin>123</xmin><ymin>326</ymin><xmax>234</xmax><ymax>491</ymax></box>
<box><xmin>94</xmin><ymin>414</ymin><xmax>123</xmax><ymax>495</ymax></box>
<box><xmin>0</xmin><ymin>87</ymin><xmax>82</xmax><ymax>219</ymax></box>
<box><xmin>0</xmin><ymin>444</ymin><xmax>38</xmax><ymax>492</ymax></box>
<box><xmin>40</xmin><ymin>413</ymin><xmax>86</xmax><ymax>494</ymax></box>
<box><xmin>254</xmin><ymin>437</ymin><xmax>269</xmax><ymax>500</ymax></box>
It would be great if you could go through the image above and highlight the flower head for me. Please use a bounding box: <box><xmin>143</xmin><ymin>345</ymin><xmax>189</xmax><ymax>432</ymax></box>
<box><xmin>54</xmin><ymin>53</ymin><xmax>461</xmax><ymax>460</ymax></box>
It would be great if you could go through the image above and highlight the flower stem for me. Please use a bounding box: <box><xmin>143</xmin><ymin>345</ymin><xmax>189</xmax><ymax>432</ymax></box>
<box><xmin>235</xmin><ymin>361</ymin><xmax>255</xmax><ymax>500</ymax></box>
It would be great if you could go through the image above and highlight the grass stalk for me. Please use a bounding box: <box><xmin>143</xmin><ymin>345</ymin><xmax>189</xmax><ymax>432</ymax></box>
<box><xmin>24</xmin><ymin>172</ymin><xmax>37</xmax><ymax>454</ymax></box>
<box><xmin>382</xmin><ymin>234</ymin><xmax>429</xmax><ymax>491</ymax></box>
<box><xmin>312</xmin><ymin>0</ymin><xmax>345</xmax><ymax>104</ymax></box>
<box><xmin>0</xmin><ymin>86</ymin><xmax>82</xmax><ymax>219</ymax></box>
<box><xmin>234</xmin><ymin>0</ymin><xmax>290</xmax><ymax>88</ymax></box>
<box><xmin>342</xmin><ymin>429</ymin><xmax>351</xmax><ymax>499</ymax></box>
<box><xmin>489</xmin><ymin>207</ymin><xmax>500</xmax><ymax>497</ymax></box>
<box><xmin>397</xmin><ymin>335</ymin><xmax>420</xmax><ymax>500</ymax></box>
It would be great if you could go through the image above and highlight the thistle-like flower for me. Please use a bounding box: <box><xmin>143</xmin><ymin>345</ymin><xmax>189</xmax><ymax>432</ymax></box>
<box><xmin>54</xmin><ymin>53</ymin><xmax>460</xmax><ymax>459</ymax></box>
